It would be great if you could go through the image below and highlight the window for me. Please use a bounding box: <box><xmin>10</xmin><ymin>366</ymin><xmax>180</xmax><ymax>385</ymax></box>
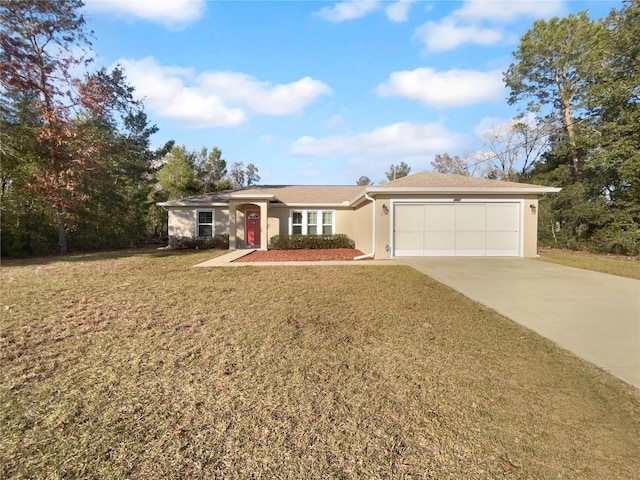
<box><xmin>307</xmin><ymin>211</ymin><xmax>318</xmax><ymax>235</ymax></box>
<box><xmin>290</xmin><ymin>210</ymin><xmax>334</xmax><ymax>235</ymax></box>
<box><xmin>197</xmin><ymin>210</ymin><xmax>214</xmax><ymax>237</ymax></box>
<box><xmin>292</xmin><ymin>211</ymin><xmax>303</xmax><ymax>235</ymax></box>
<box><xmin>322</xmin><ymin>211</ymin><xmax>332</xmax><ymax>234</ymax></box>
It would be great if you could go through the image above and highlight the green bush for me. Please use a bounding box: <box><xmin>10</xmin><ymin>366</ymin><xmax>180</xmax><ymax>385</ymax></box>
<box><xmin>169</xmin><ymin>235</ymin><xmax>229</xmax><ymax>250</ymax></box>
<box><xmin>269</xmin><ymin>234</ymin><xmax>355</xmax><ymax>250</ymax></box>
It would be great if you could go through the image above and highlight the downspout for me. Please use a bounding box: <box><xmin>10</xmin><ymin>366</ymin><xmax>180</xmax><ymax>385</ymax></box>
<box><xmin>354</xmin><ymin>193</ymin><xmax>376</xmax><ymax>260</ymax></box>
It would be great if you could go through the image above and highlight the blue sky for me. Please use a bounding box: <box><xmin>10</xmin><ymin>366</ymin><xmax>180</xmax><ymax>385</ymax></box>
<box><xmin>82</xmin><ymin>0</ymin><xmax>619</xmax><ymax>185</ymax></box>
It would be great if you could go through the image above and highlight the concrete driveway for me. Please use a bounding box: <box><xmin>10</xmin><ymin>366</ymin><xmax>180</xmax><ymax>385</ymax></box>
<box><xmin>395</xmin><ymin>257</ymin><xmax>640</xmax><ymax>389</ymax></box>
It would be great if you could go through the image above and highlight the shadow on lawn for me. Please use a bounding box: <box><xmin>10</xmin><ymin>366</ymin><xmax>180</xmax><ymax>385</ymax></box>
<box><xmin>0</xmin><ymin>247</ymin><xmax>224</xmax><ymax>268</ymax></box>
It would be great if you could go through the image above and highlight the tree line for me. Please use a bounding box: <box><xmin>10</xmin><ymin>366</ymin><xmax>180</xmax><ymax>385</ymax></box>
<box><xmin>363</xmin><ymin>1</ymin><xmax>638</xmax><ymax>255</ymax></box>
<box><xmin>0</xmin><ymin>0</ymin><xmax>260</xmax><ymax>257</ymax></box>
<box><xmin>2</xmin><ymin>1</ymin><xmax>637</xmax><ymax>257</ymax></box>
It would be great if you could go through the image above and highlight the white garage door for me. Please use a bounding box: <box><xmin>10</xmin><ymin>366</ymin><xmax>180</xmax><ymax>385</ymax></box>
<box><xmin>394</xmin><ymin>203</ymin><xmax>520</xmax><ymax>257</ymax></box>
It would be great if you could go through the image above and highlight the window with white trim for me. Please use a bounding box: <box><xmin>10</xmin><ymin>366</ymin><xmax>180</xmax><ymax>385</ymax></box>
<box><xmin>289</xmin><ymin>210</ymin><xmax>334</xmax><ymax>235</ymax></box>
<box><xmin>196</xmin><ymin>210</ymin><xmax>214</xmax><ymax>237</ymax></box>
<box><xmin>322</xmin><ymin>211</ymin><xmax>332</xmax><ymax>234</ymax></box>
<box><xmin>292</xmin><ymin>211</ymin><xmax>303</xmax><ymax>235</ymax></box>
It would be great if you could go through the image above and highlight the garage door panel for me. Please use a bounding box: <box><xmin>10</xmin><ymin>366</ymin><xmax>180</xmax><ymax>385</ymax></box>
<box><xmin>424</xmin><ymin>204</ymin><xmax>455</xmax><ymax>231</ymax></box>
<box><xmin>395</xmin><ymin>204</ymin><xmax>425</xmax><ymax>228</ymax></box>
<box><xmin>394</xmin><ymin>231</ymin><xmax>424</xmax><ymax>256</ymax></box>
<box><xmin>455</xmin><ymin>231</ymin><xmax>486</xmax><ymax>256</ymax></box>
<box><xmin>486</xmin><ymin>204</ymin><xmax>519</xmax><ymax>256</ymax></box>
<box><xmin>486</xmin><ymin>231</ymin><xmax>519</xmax><ymax>256</ymax></box>
<box><xmin>486</xmin><ymin>204</ymin><xmax>519</xmax><ymax>231</ymax></box>
<box><xmin>455</xmin><ymin>204</ymin><xmax>485</xmax><ymax>231</ymax></box>
<box><xmin>424</xmin><ymin>231</ymin><xmax>455</xmax><ymax>256</ymax></box>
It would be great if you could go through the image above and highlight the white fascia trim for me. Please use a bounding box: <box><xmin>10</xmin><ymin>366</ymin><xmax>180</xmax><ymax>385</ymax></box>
<box><xmin>366</xmin><ymin>186</ymin><xmax>561</xmax><ymax>195</ymax></box>
<box><xmin>349</xmin><ymin>193</ymin><xmax>370</xmax><ymax>208</ymax></box>
<box><xmin>391</xmin><ymin>198</ymin><xmax>526</xmax><ymax>204</ymax></box>
<box><xmin>219</xmin><ymin>194</ymin><xmax>276</xmax><ymax>201</ymax></box>
<box><xmin>158</xmin><ymin>202</ymin><xmax>228</xmax><ymax>208</ymax></box>
<box><xmin>272</xmin><ymin>203</ymin><xmax>352</xmax><ymax>208</ymax></box>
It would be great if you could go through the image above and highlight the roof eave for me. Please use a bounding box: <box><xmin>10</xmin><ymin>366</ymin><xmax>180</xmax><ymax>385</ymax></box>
<box><xmin>219</xmin><ymin>193</ymin><xmax>276</xmax><ymax>201</ymax></box>
<box><xmin>270</xmin><ymin>202</ymin><xmax>353</xmax><ymax>208</ymax></box>
<box><xmin>365</xmin><ymin>186</ymin><xmax>562</xmax><ymax>195</ymax></box>
<box><xmin>157</xmin><ymin>201</ymin><xmax>229</xmax><ymax>208</ymax></box>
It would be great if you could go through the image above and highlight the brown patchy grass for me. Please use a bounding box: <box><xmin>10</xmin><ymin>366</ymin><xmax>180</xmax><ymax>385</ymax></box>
<box><xmin>1</xmin><ymin>249</ymin><xmax>639</xmax><ymax>479</ymax></box>
<box><xmin>537</xmin><ymin>247</ymin><xmax>640</xmax><ymax>280</ymax></box>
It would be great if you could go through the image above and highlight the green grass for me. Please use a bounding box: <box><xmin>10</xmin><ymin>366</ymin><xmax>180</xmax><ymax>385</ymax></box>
<box><xmin>537</xmin><ymin>248</ymin><xmax>640</xmax><ymax>280</ymax></box>
<box><xmin>2</xmin><ymin>249</ymin><xmax>639</xmax><ymax>479</ymax></box>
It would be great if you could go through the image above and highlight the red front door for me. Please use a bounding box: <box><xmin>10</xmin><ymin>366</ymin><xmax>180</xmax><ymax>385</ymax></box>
<box><xmin>246</xmin><ymin>210</ymin><xmax>260</xmax><ymax>247</ymax></box>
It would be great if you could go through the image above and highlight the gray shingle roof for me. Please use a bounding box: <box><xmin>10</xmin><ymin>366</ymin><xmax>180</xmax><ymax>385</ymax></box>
<box><xmin>380</xmin><ymin>171</ymin><xmax>541</xmax><ymax>189</ymax></box>
<box><xmin>159</xmin><ymin>171</ymin><xmax>558</xmax><ymax>207</ymax></box>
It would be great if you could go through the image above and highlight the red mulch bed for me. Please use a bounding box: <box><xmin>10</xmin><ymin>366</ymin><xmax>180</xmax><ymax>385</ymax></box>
<box><xmin>233</xmin><ymin>248</ymin><xmax>369</xmax><ymax>262</ymax></box>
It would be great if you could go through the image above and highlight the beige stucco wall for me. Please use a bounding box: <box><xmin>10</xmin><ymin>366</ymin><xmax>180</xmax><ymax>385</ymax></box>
<box><xmin>267</xmin><ymin>207</ymin><xmax>289</xmax><ymax>240</ymax></box>
<box><xmin>374</xmin><ymin>199</ymin><xmax>393</xmax><ymax>259</ymax></box>
<box><xmin>216</xmin><ymin>209</ymin><xmax>230</xmax><ymax>236</ymax></box>
<box><xmin>168</xmin><ymin>207</ymin><xmax>228</xmax><ymax>239</ymax></box>
<box><xmin>168</xmin><ymin>208</ymin><xmax>195</xmax><ymax>238</ymax></box>
<box><xmin>523</xmin><ymin>198</ymin><xmax>539</xmax><ymax>257</ymax></box>
<box><xmin>346</xmin><ymin>202</ymin><xmax>373</xmax><ymax>254</ymax></box>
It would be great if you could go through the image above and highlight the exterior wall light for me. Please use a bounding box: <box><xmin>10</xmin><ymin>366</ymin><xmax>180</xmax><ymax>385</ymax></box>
<box><xmin>529</xmin><ymin>203</ymin><xmax>537</xmax><ymax>214</ymax></box>
<box><xmin>382</xmin><ymin>204</ymin><xmax>389</xmax><ymax>215</ymax></box>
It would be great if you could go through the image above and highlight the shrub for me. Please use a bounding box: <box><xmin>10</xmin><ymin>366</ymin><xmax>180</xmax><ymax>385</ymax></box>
<box><xmin>168</xmin><ymin>235</ymin><xmax>229</xmax><ymax>250</ymax></box>
<box><xmin>269</xmin><ymin>234</ymin><xmax>355</xmax><ymax>250</ymax></box>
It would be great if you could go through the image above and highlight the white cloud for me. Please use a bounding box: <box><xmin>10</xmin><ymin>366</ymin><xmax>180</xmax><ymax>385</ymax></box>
<box><xmin>315</xmin><ymin>0</ymin><xmax>381</xmax><ymax>22</ymax></box>
<box><xmin>414</xmin><ymin>0</ymin><xmax>564</xmax><ymax>52</ymax></box>
<box><xmin>315</xmin><ymin>0</ymin><xmax>418</xmax><ymax>24</ymax></box>
<box><xmin>414</xmin><ymin>20</ymin><xmax>505</xmax><ymax>52</ymax></box>
<box><xmin>199</xmin><ymin>72</ymin><xmax>332</xmax><ymax>115</ymax></box>
<box><xmin>118</xmin><ymin>57</ymin><xmax>245</xmax><ymax>127</ymax></box>
<box><xmin>291</xmin><ymin>122</ymin><xmax>467</xmax><ymax>166</ymax></box>
<box><xmin>85</xmin><ymin>0</ymin><xmax>205</xmax><ymax>27</ymax></box>
<box><xmin>117</xmin><ymin>57</ymin><xmax>331</xmax><ymax>128</ymax></box>
<box><xmin>455</xmin><ymin>0</ymin><xmax>564</xmax><ymax>23</ymax></box>
<box><xmin>385</xmin><ymin>0</ymin><xmax>416</xmax><ymax>23</ymax></box>
<box><xmin>377</xmin><ymin>68</ymin><xmax>504</xmax><ymax>107</ymax></box>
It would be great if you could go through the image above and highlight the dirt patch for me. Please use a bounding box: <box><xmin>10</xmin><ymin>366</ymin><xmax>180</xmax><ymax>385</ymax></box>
<box><xmin>233</xmin><ymin>248</ymin><xmax>369</xmax><ymax>262</ymax></box>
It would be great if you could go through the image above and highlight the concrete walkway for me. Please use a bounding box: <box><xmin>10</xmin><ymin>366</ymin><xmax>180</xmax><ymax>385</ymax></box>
<box><xmin>193</xmin><ymin>250</ymin><xmax>397</xmax><ymax>267</ymax></box>
<box><xmin>396</xmin><ymin>257</ymin><xmax>640</xmax><ymax>389</ymax></box>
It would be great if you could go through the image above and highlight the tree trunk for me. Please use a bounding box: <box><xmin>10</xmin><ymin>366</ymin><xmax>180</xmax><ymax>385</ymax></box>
<box><xmin>562</xmin><ymin>98</ymin><xmax>583</xmax><ymax>180</ymax></box>
<box><xmin>56</xmin><ymin>205</ymin><xmax>68</xmax><ymax>255</ymax></box>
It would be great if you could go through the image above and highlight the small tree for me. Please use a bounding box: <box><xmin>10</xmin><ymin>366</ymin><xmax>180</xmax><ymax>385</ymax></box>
<box><xmin>246</xmin><ymin>163</ymin><xmax>260</xmax><ymax>186</ymax></box>
<box><xmin>157</xmin><ymin>145</ymin><xmax>199</xmax><ymax>199</ymax></box>
<box><xmin>356</xmin><ymin>176</ymin><xmax>373</xmax><ymax>186</ymax></box>
<box><xmin>475</xmin><ymin>116</ymin><xmax>551</xmax><ymax>180</ymax></box>
<box><xmin>196</xmin><ymin>147</ymin><xmax>227</xmax><ymax>192</ymax></box>
<box><xmin>431</xmin><ymin>153</ymin><xmax>472</xmax><ymax>176</ymax></box>
<box><xmin>385</xmin><ymin>162</ymin><xmax>411</xmax><ymax>181</ymax></box>
<box><xmin>229</xmin><ymin>162</ymin><xmax>246</xmax><ymax>188</ymax></box>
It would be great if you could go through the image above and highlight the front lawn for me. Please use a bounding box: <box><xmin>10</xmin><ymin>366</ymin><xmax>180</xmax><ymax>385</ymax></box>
<box><xmin>537</xmin><ymin>247</ymin><xmax>640</xmax><ymax>280</ymax></box>
<box><xmin>2</xmin><ymin>250</ymin><xmax>639</xmax><ymax>479</ymax></box>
